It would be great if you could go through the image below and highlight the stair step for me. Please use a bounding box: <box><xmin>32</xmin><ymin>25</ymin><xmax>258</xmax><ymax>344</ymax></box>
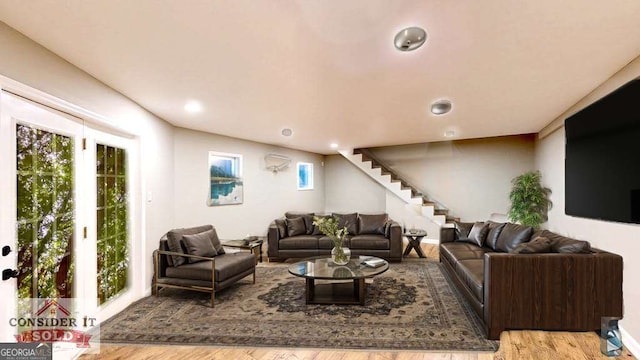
<box><xmin>349</xmin><ymin>147</ymin><xmax>458</xmax><ymax>226</ymax></box>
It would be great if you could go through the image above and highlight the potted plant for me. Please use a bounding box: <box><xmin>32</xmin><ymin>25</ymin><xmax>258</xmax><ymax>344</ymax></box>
<box><xmin>313</xmin><ymin>216</ymin><xmax>350</xmax><ymax>265</ymax></box>
<box><xmin>508</xmin><ymin>170</ymin><xmax>552</xmax><ymax>229</ymax></box>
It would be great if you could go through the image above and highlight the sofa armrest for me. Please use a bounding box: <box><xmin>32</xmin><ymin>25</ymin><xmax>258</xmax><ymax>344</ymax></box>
<box><xmin>267</xmin><ymin>221</ymin><xmax>281</xmax><ymax>258</ymax></box>
<box><xmin>483</xmin><ymin>252</ymin><xmax>623</xmax><ymax>339</ymax></box>
<box><xmin>440</xmin><ymin>227</ymin><xmax>456</xmax><ymax>243</ymax></box>
<box><xmin>387</xmin><ymin>221</ymin><xmax>403</xmax><ymax>260</ymax></box>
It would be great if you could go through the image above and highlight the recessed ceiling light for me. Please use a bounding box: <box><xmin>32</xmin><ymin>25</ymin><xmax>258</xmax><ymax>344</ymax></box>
<box><xmin>184</xmin><ymin>100</ymin><xmax>202</xmax><ymax>113</ymax></box>
<box><xmin>330</xmin><ymin>143</ymin><xmax>338</xmax><ymax>149</ymax></box>
<box><xmin>431</xmin><ymin>100</ymin><xmax>452</xmax><ymax>115</ymax></box>
<box><xmin>444</xmin><ymin>130</ymin><xmax>456</xmax><ymax>138</ymax></box>
<box><xmin>394</xmin><ymin>27</ymin><xmax>427</xmax><ymax>51</ymax></box>
<box><xmin>281</xmin><ymin>128</ymin><xmax>293</xmax><ymax>137</ymax></box>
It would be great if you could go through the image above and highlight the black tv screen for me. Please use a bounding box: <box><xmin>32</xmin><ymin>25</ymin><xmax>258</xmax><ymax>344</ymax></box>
<box><xmin>565</xmin><ymin>79</ymin><xmax>640</xmax><ymax>224</ymax></box>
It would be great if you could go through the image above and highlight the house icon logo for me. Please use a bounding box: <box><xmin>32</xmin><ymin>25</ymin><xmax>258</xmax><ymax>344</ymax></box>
<box><xmin>35</xmin><ymin>299</ymin><xmax>71</xmax><ymax>318</ymax></box>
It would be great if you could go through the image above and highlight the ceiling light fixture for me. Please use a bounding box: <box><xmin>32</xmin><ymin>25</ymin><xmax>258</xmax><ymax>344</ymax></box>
<box><xmin>330</xmin><ymin>143</ymin><xmax>338</xmax><ymax>149</ymax></box>
<box><xmin>184</xmin><ymin>100</ymin><xmax>202</xmax><ymax>113</ymax></box>
<box><xmin>431</xmin><ymin>100</ymin><xmax>452</xmax><ymax>115</ymax></box>
<box><xmin>444</xmin><ymin>130</ymin><xmax>456</xmax><ymax>138</ymax></box>
<box><xmin>394</xmin><ymin>27</ymin><xmax>427</xmax><ymax>51</ymax></box>
<box><xmin>281</xmin><ymin>128</ymin><xmax>293</xmax><ymax>137</ymax></box>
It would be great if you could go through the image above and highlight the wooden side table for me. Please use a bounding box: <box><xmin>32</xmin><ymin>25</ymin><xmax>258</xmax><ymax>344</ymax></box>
<box><xmin>403</xmin><ymin>229</ymin><xmax>428</xmax><ymax>258</ymax></box>
<box><xmin>222</xmin><ymin>238</ymin><xmax>264</xmax><ymax>263</ymax></box>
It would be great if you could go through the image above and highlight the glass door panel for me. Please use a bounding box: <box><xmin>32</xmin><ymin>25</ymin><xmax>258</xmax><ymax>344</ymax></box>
<box><xmin>96</xmin><ymin>143</ymin><xmax>128</xmax><ymax>304</ymax></box>
<box><xmin>16</xmin><ymin>123</ymin><xmax>75</xmax><ymax>299</ymax></box>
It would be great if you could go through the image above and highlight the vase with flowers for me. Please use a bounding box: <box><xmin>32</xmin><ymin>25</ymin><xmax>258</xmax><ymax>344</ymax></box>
<box><xmin>313</xmin><ymin>215</ymin><xmax>351</xmax><ymax>265</ymax></box>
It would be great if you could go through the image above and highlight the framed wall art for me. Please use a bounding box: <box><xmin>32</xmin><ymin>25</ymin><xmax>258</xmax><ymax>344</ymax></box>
<box><xmin>208</xmin><ymin>151</ymin><xmax>243</xmax><ymax>206</ymax></box>
<box><xmin>297</xmin><ymin>162</ymin><xmax>313</xmax><ymax>190</ymax></box>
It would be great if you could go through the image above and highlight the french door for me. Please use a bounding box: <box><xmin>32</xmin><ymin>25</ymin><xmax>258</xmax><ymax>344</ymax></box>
<box><xmin>0</xmin><ymin>91</ymin><xmax>134</xmax><ymax>341</ymax></box>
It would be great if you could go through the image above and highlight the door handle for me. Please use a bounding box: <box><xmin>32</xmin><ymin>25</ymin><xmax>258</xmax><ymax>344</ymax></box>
<box><xmin>2</xmin><ymin>269</ymin><xmax>18</xmax><ymax>281</ymax></box>
<box><xmin>2</xmin><ymin>246</ymin><xmax>11</xmax><ymax>256</ymax></box>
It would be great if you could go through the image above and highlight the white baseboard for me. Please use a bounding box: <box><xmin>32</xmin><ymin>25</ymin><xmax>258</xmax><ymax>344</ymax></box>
<box><xmin>620</xmin><ymin>325</ymin><xmax>640</xmax><ymax>358</ymax></box>
<box><xmin>420</xmin><ymin>238</ymin><xmax>439</xmax><ymax>245</ymax></box>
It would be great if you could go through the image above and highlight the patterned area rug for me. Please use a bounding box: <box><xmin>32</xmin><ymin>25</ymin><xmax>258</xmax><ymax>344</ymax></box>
<box><xmin>99</xmin><ymin>260</ymin><xmax>498</xmax><ymax>351</ymax></box>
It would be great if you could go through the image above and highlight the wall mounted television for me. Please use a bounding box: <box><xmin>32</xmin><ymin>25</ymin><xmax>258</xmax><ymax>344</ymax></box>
<box><xmin>565</xmin><ymin>78</ymin><xmax>640</xmax><ymax>224</ymax></box>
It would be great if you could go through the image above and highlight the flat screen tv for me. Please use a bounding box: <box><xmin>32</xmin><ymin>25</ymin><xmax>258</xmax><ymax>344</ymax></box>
<box><xmin>565</xmin><ymin>78</ymin><xmax>640</xmax><ymax>224</ymax></box>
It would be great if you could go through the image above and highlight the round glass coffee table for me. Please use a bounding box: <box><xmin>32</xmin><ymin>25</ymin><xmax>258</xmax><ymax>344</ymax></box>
<box><xmin>288</xmin><ymin>256</ymin><xmax>389</xmax><ymax>305</ymax></box>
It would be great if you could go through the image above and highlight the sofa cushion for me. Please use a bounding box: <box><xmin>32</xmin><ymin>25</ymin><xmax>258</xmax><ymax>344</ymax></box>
<box><xmin>182</xmin><ymin>230</ymin><xmax>218</xmax><ymax>263</ymax></box>
<box><xmin>274</xmin><ymin>219</ymin><xmax>288</xmax><ymax>238</ymax></box>
<box><xmin>165</xmin><ymin>252</ymin><xmax>255</xmax><ymax>282</ymax></box>
<box><xmin>279</xmin><ymin>235</ymin><xmax>319</xmax><ymax>250</ymax></box>
<box><xmin>285</xmin><ymin>212</ymin><xmax>315</xmax><ymax>235</ymax></box>
<box><xmin>485</xmin><ymin>222</ymin><xmax>506</xmax><ymax>249</ymax></box>
<box><xmin>358</xmin><ymin>214</ymin><xmax>388</xmax><ymax>235</ymax></box>
<box><xmin>286</xmin><ymin>216</ymin><xmax>307</xmax><ymax>237</ymax></box>
<box><xmin>350</xmin><ymin>235</ymin><xmax>389</xmax><ymax>250</ymax></box>
<box><xmin>455</xmin><ymin>259</ymin><xmax>484</xmax><ymax>303</ymax></box>
<box><xmin>495</xmin><ymin>223</ymin><xmax>533</xmax><ymax>253</ymax></box>
<box><xmin>466</xmin><ymin>222</ymin><xmax>489</xmax><ymax>247</ymax></box>
<box><xmin>167</xmin><ymin>225</ymin><xmax>214</xmax><ymax>267</ymax></box>
<box><xmin>440</xmin><ymin>242</ymin><xmax>490</xmax><ymax>265</ymax></box>
<box><xmin>318</xmin><ymin>236</ymin><xmax>351</xmax><ymax>249</ymax></box>
<box><xmin>333</xmin><ymin>213</ymin><xmax>358</xmax><ymax>235</ymax></box>
<box><xmin>454</xmin><ymin>221</ymin><xmax>475</xmax><ymax>239</ymax></box>
<box><xmin>512</xmin><ymin>236</ymin><xmax>552</xmax><ymax>254</ymax></box>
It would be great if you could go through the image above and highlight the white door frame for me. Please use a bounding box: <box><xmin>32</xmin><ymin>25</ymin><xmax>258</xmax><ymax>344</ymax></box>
<box><xmin>0</xmin><ymin>78</ymin><xmax>143</xmax><ymax>341</ymax></box>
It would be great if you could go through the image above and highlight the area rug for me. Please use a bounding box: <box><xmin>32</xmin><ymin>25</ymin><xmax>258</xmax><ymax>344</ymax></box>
<box><xmin>99</xmin><ymin>260</ymin><xmax>498</xmax><ymax>351</ymax></box>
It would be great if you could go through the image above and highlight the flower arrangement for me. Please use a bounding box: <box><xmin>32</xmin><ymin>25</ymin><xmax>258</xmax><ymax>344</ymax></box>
<box><xmin>313</xmin><ymin>215</ymin><xmax>350</xmax><ymax>264</ymax></box>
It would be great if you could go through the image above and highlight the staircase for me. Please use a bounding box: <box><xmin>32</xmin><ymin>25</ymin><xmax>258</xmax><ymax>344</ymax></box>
<box><xmin>339</xmin><ymin>148</ymin><xmax>457</xmax><ymax>228</ymax></box>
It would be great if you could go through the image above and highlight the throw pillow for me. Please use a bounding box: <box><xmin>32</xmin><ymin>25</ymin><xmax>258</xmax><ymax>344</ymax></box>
<box><xmin>511</xmin><ymin>236</ymin><xmax>552</xmax><ymax>254</ymax></box>
<box><xmin>495</xmin><ymin>223</ymin><xmax>533</xmax><ymax>253</ymax></box>
<box><xmin>312</xmin><ymin>215</ymin><xmax>331</xmax><ymax>235</ymax></box>
<box><xmin>358</xmin><ymin>214</ymin><xmax>388</xmax><ymax>235</ymax></box>
<box><xmin>286</xmin><ymin>216</ymin><xmax>307</xmax><ymax>237</ymax></box>
<box><xmin>466</xmin><ymin>222</ymin><xmax>488</xmax><ymax>247</ymax></box>
<box><xmin>484</xmin><ymin>222</ymin><xmax>506</xmax><ymax>249</ymax></box>
<box><xmin>285</xmin><ymin>212</ymin><xmax>315</xmax><ymax>235</ymax></box>
<box><xmin>274</xmin><ymin>219</ymin><xmax>288</xmax><ymax>238</ymax></box>
<box><xmin>166</xmin><ymin>225</ymin><xmax>215</xmax><ymax>267</ymax></box>
<box><xmin>454</xmin><ymin>221</ymin><xmax>474</xmax><ymax>239</ymax></box>
<box><xmin>538</xmin><ymin>230</ymin><xmax>592</xmax><ymax>253</ymax></box>
<box><xmin>182</xmin><ymin>230</ymin><xmax>218</xmax><ymax>263</ymax></box>
<box><xmin>552</xmin><ymin>236</ymin><xmax>591</xmax><ymax>253</ymax></box>
<box><xmin>208</xmin><ymin>227</ymin><xmax>225</xmax><ymax>254</ymax></box>
<box><xmin>332</xmin><ymin>213</ymin><xmax>358</xmax><ymax>235</ymax></box>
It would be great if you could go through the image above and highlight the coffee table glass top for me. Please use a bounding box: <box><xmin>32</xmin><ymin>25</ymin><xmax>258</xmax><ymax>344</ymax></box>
<box><xmin>288</xmin><ymin>256</ymin><xmax>389</xmax><ymax>280</ymax></box>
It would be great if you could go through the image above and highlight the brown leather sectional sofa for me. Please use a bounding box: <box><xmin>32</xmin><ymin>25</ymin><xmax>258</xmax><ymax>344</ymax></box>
<box><xmin>268</xmin><ymin>212</ymin><xmax>403</xmax><ymax>262</ymax></box>
<box><xmin>440</xmin><ymin>221</ymin><xmax>623</xmax><ymax>340</ymax></box>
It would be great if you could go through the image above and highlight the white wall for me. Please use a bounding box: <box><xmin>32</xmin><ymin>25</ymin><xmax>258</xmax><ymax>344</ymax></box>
<box><xmin>370</xmin><ymin>135</ymin><xmax>536</xmax><ymax>221</ymax></box>
<box><xmin>173</xmin><ymin>127</ymin><xmax>325</xmax><ymax>238</ymax></box>
<box><xmin>324</xmin><ymin>155</ymin><xmax>386</xmax><ymax>213</ymax></box>
<box><xmin>536</xmin><ymin>56</ymin><xmax>640</xmax><ymax>351</ymax></box>
<box><xmin>0</xmin><ymin>21</ymin><xmax>175</xmax><ymax>296</ymax></box>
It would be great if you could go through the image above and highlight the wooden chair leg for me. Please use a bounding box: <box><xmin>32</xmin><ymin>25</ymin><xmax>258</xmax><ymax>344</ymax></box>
<box><xmin>252</xmin><ymin>269</ymin><xmax>256</xmax><ymax>284</ymax></box>
<box><xmin>211</xmin><ymin>291</ymin><xmax>215</xmax><ymax>307</ymax></box>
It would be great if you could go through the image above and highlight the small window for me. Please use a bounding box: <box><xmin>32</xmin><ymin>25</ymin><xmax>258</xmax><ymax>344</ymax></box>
<box><xmin>297</xmin><ymin>162</ymin><xmax>313</xmax><ymax>190</ymax></box>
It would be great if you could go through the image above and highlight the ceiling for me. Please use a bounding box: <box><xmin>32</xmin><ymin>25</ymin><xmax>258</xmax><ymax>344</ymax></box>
<box><xmin>1</xmin><ymin>1</ymin><xmax>639</xmax><ymax>155</ymax></box>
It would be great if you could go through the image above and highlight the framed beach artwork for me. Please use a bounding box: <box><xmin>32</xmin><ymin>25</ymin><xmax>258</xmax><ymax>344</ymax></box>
<box><xmin>297</xmin><ymin>162</ymin><xmax>313</xmax><ymax>190</ymax></box>
<box><xmin>208</xmin><ymin>151</ymin><xmax>243</xmax><ymax>206</ymax></box>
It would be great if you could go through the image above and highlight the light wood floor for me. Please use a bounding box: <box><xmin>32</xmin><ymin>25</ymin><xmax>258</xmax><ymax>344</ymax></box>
<box><xmin>81</xmin><ymin>242</ymin><xmax>635</xmax><ymax>360</ymax></box>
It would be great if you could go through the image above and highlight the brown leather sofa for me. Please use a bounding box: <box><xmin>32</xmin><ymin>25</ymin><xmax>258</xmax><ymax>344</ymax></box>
<box><xmin>440</xmin><ymin>221</ymin><xmax>623</xmax><ymax>340</ymax></box>
<box><xmin>268</xmin><ymin>212</ymin><xmax>403</xmax><ymax>262</ymax></box>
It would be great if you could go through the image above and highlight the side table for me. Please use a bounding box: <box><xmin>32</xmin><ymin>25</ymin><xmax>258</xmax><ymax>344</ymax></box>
<box><xmin>403</xmin><ymin>229</ymin><xmax>428</xmax><ymax>258</ymax></box>
<box><xmin>222</xmin><ymin>237</ymin><xmax>264</xmax><ymax>263</ymax></box>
